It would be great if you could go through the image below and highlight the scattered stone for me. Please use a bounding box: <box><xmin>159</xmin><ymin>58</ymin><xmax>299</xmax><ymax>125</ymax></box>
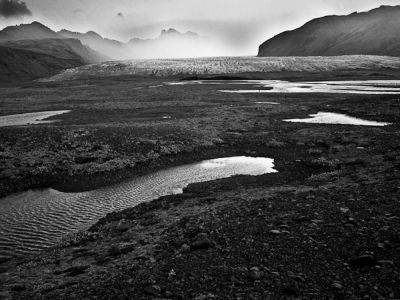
<box><xmin>249</xmin><ymin>267</ymin><xmax>263</xmax><ymax>280</ymax></box>
<box><xmin>270</xmin><ymin>230</ymin><xmax>281</xmax><ymax>235</ymax></box>
<box><xmin>190</xmin><ymin>239</ymin><xmax>212</xmax><ymax>251</ymax></box>
<box><xmin>180</xmin><ymin>243</ymin><xmax>190</xmax><ymax>253</ymax></box>
<box><xmin>144</xmin><ymin>285</ymin><xmax>162</xmax><ymax>297</ymax></box>
<box><xmin>332</xmin><ymin>282</ymin><xmax>343</xmax><ymax>290</ymax></box>
<box><xmin>378</xmin><ymin>260</ymin><xmax>394</xmax><ymax>267</ymax></box>
<box><xmin>292</xmin><ymin>275</ymin><xmax>305</xmax><ymax>283</ymax></box>
<box><xmin>58</xmin><ymin>265</ymin><xmax>90</xmax><ymax>276</ymax></box>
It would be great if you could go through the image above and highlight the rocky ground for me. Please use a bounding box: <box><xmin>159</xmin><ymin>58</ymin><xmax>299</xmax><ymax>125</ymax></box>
<box><xmin>0</xmin><ymin>71</ymin><xmax>399</xmax><ymax>299</ymax></box>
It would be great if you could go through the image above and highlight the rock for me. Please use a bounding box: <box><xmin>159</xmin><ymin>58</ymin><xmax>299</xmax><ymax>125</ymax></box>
<box><xmin>349</xmin><ymin>255</ymin><xmax>376</xmax><ymax>267</ymax></box>
<box><xmin>332</xmin><ymin>282</ymin><xmax>343</xmax><ymax>289</ymax></box>
<box><xmin>190</xmin><ymin>239</ymin><xmax>212</xmax><ymax>251</ymax></box>
<box><xmin>378</xmin><ymin>260</ymin><xmax>394</xmax><ymax>267</ymax></box>
<box><xmin>57</xmin><ymin>265</ymin><xmax>90</xmax><ymax>276</ymax></box>
<box><xmin>115</xmin><ymin>221</ymin><xmax>131</xmax><ymax>232</ymax></box>
<box><xmin>292</xmin><ymin>275</ymin><xmax>305</xmax><ymax>283</ymax></box>
<box><xmin>144</xmin><ymin>285</ymin><xmax>162</xmax><ymax>296</ymax></box>
<box><xmin>270</xmin><ymin>230</ymin><xmax>281</xmax><ymax>235</ymax></box>
<box><xmin>377</xmin><ymin>243</ymin><xmax>385</xmax><ymax>249</ymax></box>
<box><xmin>249</xmin><ymin>267</ymin><xmax>263</xmax><ymax>280</ymax></box>
<box><xmin>41</xmin><ymin>283</ymin><xmax>56</xmax><ymax>293</ymax></box>
<box><xmin>180</xmin><ymin>243</ymin><xmax>190</xmax><ymax>253</ymax></box>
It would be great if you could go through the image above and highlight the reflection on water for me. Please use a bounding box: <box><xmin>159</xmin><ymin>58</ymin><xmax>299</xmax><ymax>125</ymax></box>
<box><xmin>0</xmin><ymin>111</ymin><xmax>71</xmax><ymax>127</ymax></box>
<box><xmin>219</xmin><ymin>80</ymin><xmax>400</xmax><ymax>94</ymax></box>
<box><xmin>166</xmin><ymin>79</ymin><xmax>400</xmax><ymax>94</ymax></box>
<box><xmin>0</xmin><ymin>156</ymin><xmax>277</xmax><ymax>258</ymax></box>
<box><xmin>255</xmin><ymin>102</ymin><xmax>280</xmax><ymax>105</ymax></box>
<box><xmin>284</xmin><ymin>112</ymin><xmax>391</xmax><ymax>126</ymax></box>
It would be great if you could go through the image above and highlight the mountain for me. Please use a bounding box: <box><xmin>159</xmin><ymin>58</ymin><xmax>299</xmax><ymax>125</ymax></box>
<box><xmin>1</xmin><ymin>38</ymin><xmax>108</xmax><ymax>64</ymax></box>
<box><xmin>258</xmin><ymin>5</ymin><xmax>400</xmax><ymax>57</ymax></box>
<box><xmin>0</xmin><ymin>45</ymin><xmax>83</xmax><ymax>83</ymax></box>
<box><xmin>0</xmin><ymin>21</ymin><xmax>60</xmax><ymax>42</ymax></box>
<box><xmin>0</xmin><ymin>22</ymin><xmax>110</xmax><ymax>82</ymax></box>
<box><xmin>58</xmin><ymin>29</ymin><xmax>130</xmax><ymax>60</ymax></box>
<box><xmin>127</xmin><ymin>28</ymin><xmax>212</xmax><ymax>58</ymax></box>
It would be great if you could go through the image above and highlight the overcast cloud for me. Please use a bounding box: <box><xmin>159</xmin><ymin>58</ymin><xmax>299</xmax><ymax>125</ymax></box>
<box><xmin>0</xmin><ymin>0</ymin><xmax>398</xmax><ymax>55</ymax></box>
<box><xmin>0</xmin><ymin>0</ymin><xmax>31</xmax><ymax>18</ymax></box>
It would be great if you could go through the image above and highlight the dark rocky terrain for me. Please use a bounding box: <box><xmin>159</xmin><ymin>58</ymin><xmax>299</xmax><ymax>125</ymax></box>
<box><xmin>0</xmin><ymin>70</ymin><xmax>399</xmax><ymax>299</ymax></box>
<box><xmin>258</xmin><ymin>5</ymin><xmax>400</xmax><ymax>57</ymax></box>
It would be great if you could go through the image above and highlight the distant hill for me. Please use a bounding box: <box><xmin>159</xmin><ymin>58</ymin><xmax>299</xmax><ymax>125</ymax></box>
<box><xmin>58</xmin><ymin>29</ymin><xmax>130</xmax><ymax>60</ymax></box>
<box><xmin>127</xmin><ymin>28</ymin><xmax>212</xmax><ymax>58</ymax></box>
<box><xmin>258</xmin><ymin>5</ymin><xmax>400</xmax><ymax>57</ymax></box>
<box><xmin>0</xmin><ymin>45</ymin><xmax>83</xmax><ymax>83</ymax></box>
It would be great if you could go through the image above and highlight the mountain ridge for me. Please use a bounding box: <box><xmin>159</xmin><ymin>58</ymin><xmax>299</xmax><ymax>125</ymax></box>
<box><xmin>0</xmin><ymin>22</ymin><xmax>110</xmax><ymax>83</ymax></box>
<box><xmin>258</xmin><ymin>5</ymin><xmax>400</xmax><ymax>57</ymax></box>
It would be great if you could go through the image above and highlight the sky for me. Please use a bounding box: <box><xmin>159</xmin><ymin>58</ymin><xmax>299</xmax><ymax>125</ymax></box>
<box><xmin>1</xmin><ymin>0</ymin><xmax>399</xmax><ymax>55</ymax></box>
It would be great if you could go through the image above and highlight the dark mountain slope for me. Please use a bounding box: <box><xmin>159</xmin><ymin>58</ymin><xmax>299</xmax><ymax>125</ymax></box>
<box><xmin>0</xmin><ymin>45</ymin><xmax>82</xmax><ymax>83</ymax></box>
<box><xmin>2</xmin><ymin>38</ymin><xmax>109</xmax><ymax>64</ymax></box>
<box><xmin>58</xmin><ymin>29</ymin><xmax>130</xmax><ymax>60</ymax></box>
<box><xmin>0</xmin><ymin>22</ymin><xmax>110</xmax><ymax>82</ymax></box>
<box><xmin>258</xmin><ymin>5</ymin><xmax>400</xmax><ymax>57</ymax></box>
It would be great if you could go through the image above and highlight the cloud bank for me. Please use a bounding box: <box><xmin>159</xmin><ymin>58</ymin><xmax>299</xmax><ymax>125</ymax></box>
<box><xmin>0</xmin><ymin>0</ymin><xmax>31</xmax><ymax>18</ymax></box>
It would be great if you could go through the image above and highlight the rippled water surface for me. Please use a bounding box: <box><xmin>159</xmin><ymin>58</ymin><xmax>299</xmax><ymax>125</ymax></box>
<box><xmin>0</xmin><ymin>156</ymin><xmax>276</xmax><ymax>258</ymax></box>
<box><xmin>0</xmin><ymin>110</ymin><xmax>71</xmax><ymax>127</ymax></box>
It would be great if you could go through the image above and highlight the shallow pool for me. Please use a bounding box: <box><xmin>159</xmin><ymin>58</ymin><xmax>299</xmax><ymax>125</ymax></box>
<box><xmin>0</xmin><ymin>156</ymin><xmax>277</xmax><ymax>258</ymax></box>
<box><xmin>165</xmin><ymin>79</ymin><xmax>400</xmax><ymax>94</ymax></box>
<box><xmin>0</xmin><ymin>111</ymin><xmax>71</xmax><ymax>127</ymax></box>
<box><xmin>283</xmin><ymin>112</ymin><xmax>391</xmax><ymax>126</ymax></box>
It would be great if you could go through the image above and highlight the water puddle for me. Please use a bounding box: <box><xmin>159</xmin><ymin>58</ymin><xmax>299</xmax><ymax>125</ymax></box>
<box><xmin>283</xmin><ymin>112</ymin><xmax>391</xmax><ymax>126</ymax></box>
<box><xmin>166</xmin><ymin>79</ymin><xmax>400</xmax><ymax>94</ymax></box>
<box><xmin>0</xmin><ymin>156</ymin><xmax>277</xmax><ymax>258</ymax></box>
<box><xmin>0</xmin><ymin>111</ymin><xmax>71</xmax><ymax>127</ymax></box>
